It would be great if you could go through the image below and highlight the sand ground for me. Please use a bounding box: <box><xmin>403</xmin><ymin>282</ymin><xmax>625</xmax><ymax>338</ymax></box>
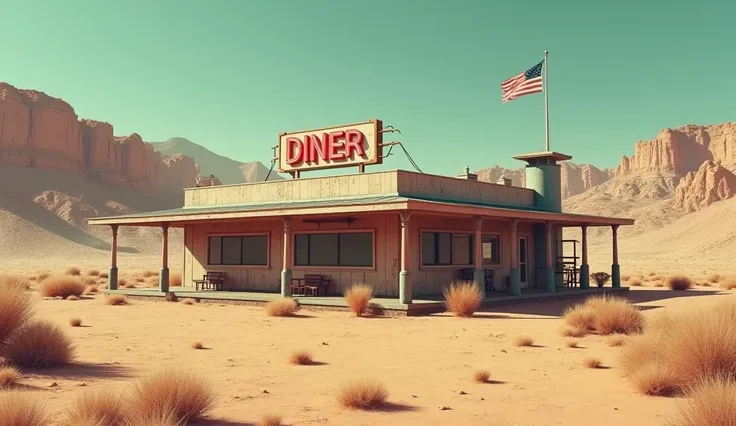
<box><xmin>10</xmin><ymin>270</ymin><xmax>736</xmax><ymax>426</ymax></box>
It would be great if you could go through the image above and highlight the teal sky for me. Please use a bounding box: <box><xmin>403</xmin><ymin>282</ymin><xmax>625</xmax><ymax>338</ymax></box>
<box><xmin>2</xmin><ymin>0</ymin><xmax>733</xmax><ymax>175</ymax></box>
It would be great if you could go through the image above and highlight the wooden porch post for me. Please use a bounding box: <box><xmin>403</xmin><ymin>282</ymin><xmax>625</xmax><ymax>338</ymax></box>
<box><xmin>508</xmin><ymin>219</ymin><xmax>521</xmax><ymax>296</ymax></box>
<box><xmin>544</xmin><ymin>221</ymin><xmax>555</xmax><ymax>293</ymax></box>
<box><xmin>579</xmin><ymin>224</ymin><xmax>590</xmax><ymax>289</ymax></box>
<box><xmin>109</xmin><ymin>224</ymin><xmax>119</xmax><ymax>290</ymax></box>
<box><xmin>399</xmin><ymin>212</ymin><xmax>412</xmax><ymax>304</ymax></box>
<box><xmin>159</xmin><ymin>223</ymin><xmax>170</xmax><ymax>292</ymax></box>
<box><xmin>611</xmin><ymin>224</ymin><xmax>621</xmax><ymax>288</ymax></box>
<box><xmin>281</xmin><ymin>217</ymin><xmax>293</xmax><ymax>297</ymax></box>
<box><xmin>473</xmin><ymin>216</ymin><xmax>486</xmax><ymax>299</ymax></box>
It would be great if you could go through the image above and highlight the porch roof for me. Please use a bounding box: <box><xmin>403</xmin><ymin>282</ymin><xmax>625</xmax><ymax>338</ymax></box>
<box><xmin>87</xmin><ymin>193</ymin><xmax>634</xmax><ymax>227</ymax></box>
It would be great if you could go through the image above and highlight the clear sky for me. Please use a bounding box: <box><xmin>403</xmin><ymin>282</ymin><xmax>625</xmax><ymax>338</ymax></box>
<box><xmin>1</xmin><ymin>0</ymin><xmax>733</xmax><ymax>175</ymax></box>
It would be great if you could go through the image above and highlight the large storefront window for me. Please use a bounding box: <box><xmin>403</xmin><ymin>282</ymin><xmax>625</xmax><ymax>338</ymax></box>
<box><xmin>208</xmin><ymin>235</ymin><xmax>269</xmax><ymax>266</ymax></box>
<box><xmin>482</xmin><ymin>235</ymin><xmax>501</xmax><ymax>266</ymax></box>
<box><xmin>294</xmin><ymin>232</ymin><xmax>374</xmax><ymax>267</ymax></box>
<box><xmin>421</xmin><ymin>232</ymin><xmax>474</xmax><ymax>266</ymax></box>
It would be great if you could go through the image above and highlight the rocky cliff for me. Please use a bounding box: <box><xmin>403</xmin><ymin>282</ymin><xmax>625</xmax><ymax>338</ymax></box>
<box><xmin>616</xmin><ymin>122</ymin><xmax>736</xmax><ymax>176</ymax></box>
<box><xmin>475</xmin><ymin>162</ymin><xmax>614</xmax><ymax>199</ymax></box>
<box><xmin>674</xmin><ymin>160</ymin><xmax>736</xmax><ymax>213</ymax></box>
<box><xmin>0</xmin><ymin>82</ymin><xmax>199</xmax><ymax>192</ymax></box>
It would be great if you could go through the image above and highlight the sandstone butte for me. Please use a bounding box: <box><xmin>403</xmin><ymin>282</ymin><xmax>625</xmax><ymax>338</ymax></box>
<box><xmin>0</xmin><ymin>82</ymin><xmax>198</xmax><ymax>192</ymax></box>
<box><xmin>674</xmin><ymin>160</ymin><xmax>736</xmax><ymax>213</ymax></box>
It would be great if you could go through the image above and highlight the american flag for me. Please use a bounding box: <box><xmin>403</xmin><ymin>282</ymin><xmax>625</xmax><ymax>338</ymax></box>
<box><xmin>501</xmin><ymin>60</ymin><xmax>544</xmax><ymax>103</ymax></box>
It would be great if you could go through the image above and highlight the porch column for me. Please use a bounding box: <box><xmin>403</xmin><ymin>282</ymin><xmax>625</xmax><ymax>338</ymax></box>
<box><xmin>109</xmin><ymin>225</ymin><xmax>119</xmax><ymax>290</ymax></box>
<box><xmin>399</xmin><ymin>212</ymin><xmax>412</xmax><ymax>304</ymax></box>
<box><xmin>508</xmin><ymin>219</ymin><xmax>521</xmax><ymax>296</ymax></box>
<box><xmin>611</xmin><ymin>224</ymin><xmax>621</xmax><ymax>288</ymax></box>
<box><xmin>544</xmin><ymin>221</ymin><xmax>555</xmax><ymax>293</ymax></box>
<box><xmin>159</xmin><ymin>223</ymin><xmax>170</xmax><ymax>292</ymax></box>
<box><xmin>473</xmin><ymin>216</ymin><xmax>486</xmax><ymax>299</ymax></box>
<box><xmin>579</xmin><ymin>224</ymin><xmax>590</xmax><ymax>289</ymax></box>
<box><xmin>281</xmin><ymin>217</ymin><xmax>293</xmax><ymax>297</ymax></box>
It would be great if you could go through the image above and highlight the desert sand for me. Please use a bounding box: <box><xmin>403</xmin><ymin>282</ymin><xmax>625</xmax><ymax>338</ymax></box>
<box><xmin>5</xmin><ymin>267</ymin><xmax>734</xmax><ymax>425</ymax></box>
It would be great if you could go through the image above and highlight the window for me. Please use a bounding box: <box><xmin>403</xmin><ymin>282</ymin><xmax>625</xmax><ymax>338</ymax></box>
<box><xmin>208</xmin><ymin>235</ymin><xmax>268</xmax><ymax>266</ymax></box>
<box><xmin>294</xmin><ymin>232</ymin><xmax>373</xmax><ymax>267</ymax></box>
<box><xmin>482</xmin><ymin>235</ymin><xmax>501</xmax><ymax>266</ymax></box>
<box><xmin>421</xmin><ymin>232</ymin><xmax>474</xmax><ymax>266</ymax></box>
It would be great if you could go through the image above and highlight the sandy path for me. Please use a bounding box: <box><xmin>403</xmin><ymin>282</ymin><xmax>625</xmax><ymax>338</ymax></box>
<box><xmin>13</xmin><ymin>286</ymin><xmax>733</xmax><ymax>425</ymax></box>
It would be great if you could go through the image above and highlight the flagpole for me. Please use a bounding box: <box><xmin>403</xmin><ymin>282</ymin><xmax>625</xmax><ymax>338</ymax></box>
<box><xmin>543</xmin><ymin>50</ymin><xmax>550</xmax><ymax>151</ymax></box>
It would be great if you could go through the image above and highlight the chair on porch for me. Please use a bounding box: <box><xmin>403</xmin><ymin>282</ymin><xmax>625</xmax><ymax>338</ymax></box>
<box><xmin>291</xmin><ymin>274</ymin><xmax>330</xmax><ymax>297</ymax></box>
<box><xmin>457</xmin><ymin>268</ymin><xmax>495</xmax><ymax>293</ymax></box>
<box><xmin>194</xmin><ymin>272</ymin><xmax>227</xmax><ymax>291</ymax></box>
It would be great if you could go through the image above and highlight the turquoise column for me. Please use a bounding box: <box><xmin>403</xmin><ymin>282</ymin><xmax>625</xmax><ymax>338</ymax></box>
<box><xmin>508</xmin><ymin>219</ymin><xmax>521</xmax><ymax>296</ymax></box>
<box><xmin>108</xmin><ymin>224</ymin><xmax>119</xmax><ymax>290</ymax></box>
<box><xmin>281</xmin><ymin>218</ymin><xmax>293</xmax><ymax>297</ymax></box>
<box><xmin>159</xmin><ymin>224</ymin><xmax>170</xmax><ymax>293</ymax></box>
<box><xmin>579</xmin><ymin>224</ymin><xmax>590</xmax><ymax>289</ymax></box>
<box><xmin>399</xmin><ymin>212</ymin><xmax>412</xmax><ymax>304</ymax></box>
<box><xmin>611</xmin><ymin>225</ymin><xmax>621</xmax><ymax>288</ymax></box>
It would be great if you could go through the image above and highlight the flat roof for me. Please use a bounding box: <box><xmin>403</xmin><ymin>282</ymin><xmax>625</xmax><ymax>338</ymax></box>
<box><xmin>513</xmin><ymin>151</ymin><xmax>573</xmax><ymax>162</ymax></box>
<box><xmin>87</xmin><ymin>193</ymin><xmax>634</xmax><ymax>227</ymax></box>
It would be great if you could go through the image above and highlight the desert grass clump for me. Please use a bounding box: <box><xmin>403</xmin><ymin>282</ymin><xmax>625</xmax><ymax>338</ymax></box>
<box><xmin>719</xmin><ymin>278</ymin><xmax>736</xmax><ymax>290</ymax></box>
<box><xmin>473</xmin><ymin>369</ymin><xmax>491</xmax><ymax>383</ymax></box>
<box><xmin>629</xmin><ymin>278</ymin><xmax>643</xmax><ymax>287</ymax></box>
<box><xmin>65</xmin><ymin>266</ymin><xmax>82</xmax><ymax>276</ymax></box>
<box><xmin>99</xmin><ymin>272</ymin><xmax>109</xmax><ymax>279</ymax></box>
<box><xmin>667</xmin><ymin>376</ymin><xmax>736</xmax><ymax>426</ymax></box>
<box><xmin>288</xmin><ymin>350</ymin><xmax>314</xmax><ymax>365</ymax></box>
<box><xmin>85</xmin><ymin>284</ymin><xmax>99</xmax><ymax>294</ymax></box>
<box><xmin>666</xmin><ymin>275</ymin><xmax>693</xmax><ymax>291</ymax></box>
<box><xmin>265</xmin><ymin>298</ymin><xmax>299</xmax><ymax>317</ymax></box>
<box><xmin>36</xmin><ymin>271</ymin><xmax>51</xmax><ymax>281</ymax></box>
<box><xmin>562</xmin><ymin>304</ymin><xmax>596</xmax><ymax>333</ymax></box>
<box><xmin>513</xmin><ymin>335</ymin><xmax>535</xmax><ymax>347</ymax></box>
<box><xmin>128</xmin><ymin>369</ymin><xmax>215</xmax><ymax>424</ymax></box>
<box><xmin>566</xmin><ymin>340</ymin><xmax>580</xmax><ymax>348</ymax></box>
<box><xmin>563</xmin><ymin>295</ymin><xmax>644</xmax><ymax>336</ymax></box>
<box><xmin>170</xmin><ymin>272</ymin><xmax>182</xmax><ymax>287</ymax></box>
<box><xmin>191</xmin><ymin>342</ymin><xmax>204</xmax><ymax>350</ymax></box>
<box><xmin>259</xmin><ymin>412</ymin><xmax>283</xmax><ymax>426</ymax></box>
<box><xmin>123</xmin><ymin>410</ymin><xmax>184</xmax><ymax>426</ymax></box>
<box><xmin>0</xmin><ymin>283</ymin><xmax>35</xmax><ymax>345</ymax></box>
<box><xmin>584</xmin><ymin>357</ymin><xmax>603</xmax><ymax>369</ymax></box>
<box><xmin>344</xmin><ymin>283</ymin><xmax>374</xmax><ymax>316</ymax></box>
<box><xmin>39</xmin><ymin>275</ymin><xmax>86</xmax><ymax>298</ymax></box>
<box><xmin>443</xmin><ymin>281</ymin><xmax>484</xmax><ymax>317</ymax></box>
<box><xmin>337</xmin><ymin>378</ymin><xmax>389</xmax><ymax>410</ymax></box>
<box><xmin>620</xmin><ymin>301</ymin><xmax>736</xmax><ymax>396</ymax></box>
<box><xmin>69</xmin><ymin>318</ymin><xmax>83</xmax><ymax>327</ymax></box>
<box><xmin>105</xmin><ymin>294</ymin><xmax>128</xmax><ymax>306</ymax></box>
<box><xmin>608</xmin><ymin>335</ymin><xmax>627</xmax><ymax>347</ymax></box>
<box><xmin>86</xmin><ymin>269</ymin><xmax>100</xmax><ymax>277</ymax></box>
<box><xmin>560</xmin><ymin>325</ymin><xmax>587</xmax><ymax>338</ymax></box>
<box><xmin>66</xmin><ymin>389</ymin><xmax>127</xmax><ymax>426</ymax></box>
<box><xmin>0</xmin><ymin>366</ymin><xmax>20</xmax><ymax>388</ymax></box>
<box><xmin>143</xmin><ymin>270</ymin><xmax>159</xmax><ymax>278</ymax></box>
<box><xmin>653</xmin><ymin>281</ymin><xmax>664</xmax><ymax>287</ymax></box>
<box><xmin>145</xmin><ymin>277</ymin><xmax>159</xmax><ymax>288</ymax></box>
<box><xmin>705</xmin><ymin>273</ymin><xmax>721</xmax><ymax>283</ymax></box>
<box><xmin>180</xmin><ymin>298</ymin><xmax>196</xmax><ymax>305</ymax></box>
<box><xmin>0</xmin><ymin>273</ymin><xmax>30</xmax><ymax>292</ymax></box>
<box><xmin>4</xmin><ymin>320</ymin><xmax>75</xmax><ymax>368</ymax></box>
<box><xmin>0</xmin><ymin>391</ymin><xmax>52</xmax><ymax>426</ymax></box>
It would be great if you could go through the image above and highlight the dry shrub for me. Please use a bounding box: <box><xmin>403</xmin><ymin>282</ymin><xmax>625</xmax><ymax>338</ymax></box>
<box><xmin>563</xmin><ymin>295</ymin><xmax>643</xmax><ymax>336</ymax></box>
<box><xmin>85</xmin><ymin>284</ymin><xmax>99</xmax><ymax>295</ymax></box>
<box><xmin>66</xmin><ymin>266</ymin><xmax>82</xmax><ymax>276</ymax></box>
<box><xmin>720</xmin><ymin>278</ymin><xmax>736</xmax><ymax>290</ymax></box>
<box><xmin>584</xmin><ymin>357</ymin><xmax>603</xmax><ymax>369</ymax></box>
<box><xmin>344</xmin><ymin>283</ymin><xmax>373</xmax><ymax>316</ymax></box>
<box><xmin>337</xmin><ymin>378</ymin><xmax>388</xmax><ymax>410</ymax></box>
<box><xmin>170</xmin><ymin>272</ymin><xmax>182</xmax><ymax>287</ymax></box>
<box><xmin>560</xmin><ymin>325</ymin><xmax>587</xmax><ymax>338</ymax></box>
<box><xmin>105</xmin><ymin>295</ymin><xmax>127</xmax><ymax>306</ymax></box>
<box><xmin>473</xmin><ymin>369</ymin><xmax>490</xmax><ymax>383</ymax></box>
<box><xmin>288</xmin><ymin>350</ymin><xmax>313</xmax><ymax>365</ymax></box>
<box><xmin>0</xmin><ymin>366</ymin><xmax>20</xmax><ymax>388</ymax></box>
<box><xmin>0</xmin><ymin>391</ymin><xmax>52</xmax><ymax>426</ymax></box>
<box><xmin>37</xmin><ymin>271</ymin><xmax>51</xmax><ymax>281</ymax></box>
<box><xmin>443</xmin><ymin>281</ymin><xmax>484</xmax><ymax>317</ymax></box>
<box><xmin>66</xmin><ymin>388</ymin><xmax>127</xmax><ymax>426</ymax></box>
<box><xmin>667</xmin><ymin>376</ymin><xmax>736</xmax><ymax>426</ymax></box>
<box><xmin>81</xmin><ymin>276</ymin><xmax>97</xmax><ymax>286</ymax></box>
<box><xmin>621</xmin><ymin>274</ymin><xmax>631</xmax><ymax>282</ymax></box>
<box><xmin>70</xmin><ymin>318</ymin><xmax>83</xmax><ymax>327</ymax></box>
<box><xmin>191</xmin><ymin>342</ymin><xmax>204</xmax><ymax>350</ymax></box>
<box><xmin>259</xmin><ymin>413</ymin><xmax>283</xmax><ymax>426</ymax></box>
<box><xmin>122</xmin><ymin>409</ymin><xmax>183</xmax><ymax>426</ymax></box>
<box><xmin>608</xmin><ymin>335</ymin><xmax>627</xmax><ymax>347</ymax></box>
<box><xmin>513</xmin><ymin>335</ymin><xmax>534</xmax><ymax>347</ymax></box>
<box><xmin>667</xmin><ymin>275</ymin><xmax>693</xmax><ymax>291</ymax></box>
<box><xmin>629</xmin><ymin>278</ymin><xmax>642</xmax><ymax>287</ymax></box>
<box><xmin>0</xmin><ymin>273</ymin><xmax>30</xmax><ymax>292</ymax></box>
<box><xmin>566</xmin><ymin>340</ymin><xmax>580</xmax><ymax>348</ymax></box>
<box><xmin>118</xmin><ymin>278</ymin><xmax>127</xmax><ymax>287</ymax></box>
<box><xmin>654</xmin><ymin>282</ymin><xmax>665</xmax><ymax>288</ymax></box>
<box><xmin>128</xmin><ymin>369</ymin><xmax>215</xmax><ymax>423</ymax></box>
<box><xmin>99</xmin><ymin>272</ymin><xmax>109</xmax><ymax>279</ymax></box>
<box><xmin>4</xmin><ymin>320</ymin><xmax>75</xmax><ymax>368</ymax></box>
<box><xmin>143</xmin><ymin>270</ymin><xmax>159</xmax><ymax>278</ymax></box>
<box><xmin>86</xmin><ymin>269</ymin><xmax>100</xmax><ymax>276</ymax></box>
<box><xmin>146</xmin><ymin>277</ymin><xmax>159</xmax><ymax>288</ymax></box>
<box><xmin>705</xmin><ymin>273</ymin><xmax>721</xmax><ymax>283</ymax></box>
<box><xmin>181</xmin><ymin>298</ymin><xmax>196</xmax><ymax>305</ymax></box>
<box><xmin>620</xmin><ymin>301</ymin><xmax>736</xmax><ymax>396</ymax></box>
<box><xmin>265</xmin><ymin>298</ymin><xmax>299</xmax><ymax>317</ymax></box>
<box><xmin>0</xmin><ymin>283</ymin><xmax>35</xmax><ymax>345</ymax></box>
<box><xmin>39</xmin><ymin>275</ymin><xmax>86</xmax><ymax>298</ymax></box>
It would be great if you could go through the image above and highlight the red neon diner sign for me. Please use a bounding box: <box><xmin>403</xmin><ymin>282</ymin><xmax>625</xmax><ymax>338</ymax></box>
<box><xmin>278</xmin><ymin>120</ymin><xmax>383</xmax><ymax>174</ymax></box>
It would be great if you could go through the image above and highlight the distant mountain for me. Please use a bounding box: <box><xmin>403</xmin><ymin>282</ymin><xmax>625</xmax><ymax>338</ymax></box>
<box><xmin>151</xmin><ymin>137</ymin><xmax>284</xmax><ymax>184</ymax></box>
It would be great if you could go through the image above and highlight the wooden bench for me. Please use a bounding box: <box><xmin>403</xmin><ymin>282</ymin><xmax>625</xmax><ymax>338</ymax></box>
<box><xmin>291</xmin><ymin>274</ymin><xmax>330</xmax><ymax>296</ymax></box>
<box><xmin>194</xmin><ymin>272</ymin><xmax>226</xmax><ymax>291</ymax></box>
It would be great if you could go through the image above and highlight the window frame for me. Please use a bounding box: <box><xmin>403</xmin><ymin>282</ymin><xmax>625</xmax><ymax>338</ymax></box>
<box><xmin>481</xmin><ymin>233</ymin><xmax>502</xmax><ymax>267</ymax></box>
<box><xmin>292</xmin><ymin>229</ymin><xmax>376</xmax><ymax>270</ymax></box>
<box><xmin>419</xmin><ymin>229</ymin><xmax>475</xmax><ymax>268</ymax></box>
<box><xmin>206</xmin><ymin>232</ymin><xmax>271</xmax><ymax>269</ymax></box>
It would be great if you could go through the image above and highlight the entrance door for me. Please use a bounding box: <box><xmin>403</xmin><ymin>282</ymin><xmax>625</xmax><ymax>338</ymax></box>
<box><xmin>518</xmin><ymin>237</ymin><xmax>529</xmax><ymax>288</ymax></box>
